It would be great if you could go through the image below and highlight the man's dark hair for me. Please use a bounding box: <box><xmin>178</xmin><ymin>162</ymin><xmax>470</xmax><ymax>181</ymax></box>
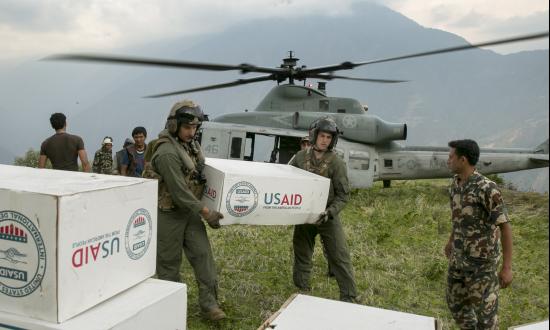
<box><xmin>448</xmin><ymin>139</ymin><xmax>480</xmax><ymax>166</ymax></box>
<box><xmin>132</xmin><ymin>126</ymin><xmax>147</xmax><ymax>137</ymax></box>
<box><xmin>50</xmin><ymin>113</ymin><xmax>66</xmax><ymax>130</ymax></box>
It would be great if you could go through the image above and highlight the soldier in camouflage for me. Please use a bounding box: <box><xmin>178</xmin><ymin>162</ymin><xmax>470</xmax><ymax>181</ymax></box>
<box><xmin>92</xmin><ymin>136</ymin><xmax>113</xmax><ymax>174</ymax></box>
<box><xmin>444</xmin><ymin>139</ymin><xmax>513</xmax><ymax>330</ymax></box>
<box><xmin>288</xmin><ymin>117</ymin><xmax>358</xmax><ymax>302</ymax></box>
<box><xmin>144</xmin><ymin>100</ymin><xmax>226</xmax><ymax>321</ymax></box>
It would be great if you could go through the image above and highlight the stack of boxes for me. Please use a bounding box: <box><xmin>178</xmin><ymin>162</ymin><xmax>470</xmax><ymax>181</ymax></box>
<box><xmin>0</xmin><ymin>159</ymin><xmax>330</xmax><ymax>328</ymax></box>
<box><xmin>0</xmin><ymin>165</ymin><xmax>186</xmax><ymax>329</ymax></box>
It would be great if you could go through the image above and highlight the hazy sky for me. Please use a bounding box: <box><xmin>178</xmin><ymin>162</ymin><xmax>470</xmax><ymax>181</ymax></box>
<box><xmin>1</xmin><ymin>0</ymin><xmax>548</xmax><ymax>62</ymax></box>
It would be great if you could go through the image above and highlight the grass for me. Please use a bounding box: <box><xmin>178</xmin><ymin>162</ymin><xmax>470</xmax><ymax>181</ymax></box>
<box><xmin>178</xmin><ymin>179</ymin><xmax>548</xmax><ymax>329</ymax></box>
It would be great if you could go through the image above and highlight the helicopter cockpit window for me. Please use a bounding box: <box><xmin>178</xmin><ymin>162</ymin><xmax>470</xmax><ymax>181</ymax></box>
<box><xmin>319</xmin><ymin>100</ymin><xmax>329</xmax><ymax>111</ymax></box>
<box><xmin>230</xmin><ymin>137</ymin><xmax>242</xmax><ymax>158</ymax></box>
<box><xmin>349</xmin><ymin>150</ymin><xmax>370</xmax><ymax>170</ymax></box>
<box><xmin>384</xmin><ymin>159</ymin><xmax>393</xmax><ymax>168</ymax></box>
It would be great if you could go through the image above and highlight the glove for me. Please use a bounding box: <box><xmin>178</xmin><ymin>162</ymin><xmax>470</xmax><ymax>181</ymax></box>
<box><xmin>205</xmin><ymin>211</ymin><xmax>224</xmax><ymax>229</ymax></box>
<box><xmin>315</xmin><ymin>210</ymin><xmax>331</xmax><ymax>225</ymax></box>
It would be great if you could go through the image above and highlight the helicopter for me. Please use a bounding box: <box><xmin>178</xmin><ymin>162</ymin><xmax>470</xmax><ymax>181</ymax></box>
<box><xmin>46</xmin><ymin>31</ymin><xmax>549</xmax><ymax>188</ymax></box>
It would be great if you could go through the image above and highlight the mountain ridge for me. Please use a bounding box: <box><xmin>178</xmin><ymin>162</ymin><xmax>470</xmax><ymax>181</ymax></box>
<box><xmin>0</xmin><ymin>3</ymin><xmax>547</xmax><ymax>190</ymax></box>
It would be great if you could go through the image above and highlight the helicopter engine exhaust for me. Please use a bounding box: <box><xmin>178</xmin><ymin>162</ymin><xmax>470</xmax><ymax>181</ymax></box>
<box><xmin>293</xmin><ymin>112</ymin><xmax>407</xmax><ymax>144</ymax></box>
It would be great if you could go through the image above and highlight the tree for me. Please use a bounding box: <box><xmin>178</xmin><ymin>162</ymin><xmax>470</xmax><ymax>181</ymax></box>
<box><xmin>13</xmin><ymin>148</ymin><xmax>51</xmax><ymax>168</ymax></box>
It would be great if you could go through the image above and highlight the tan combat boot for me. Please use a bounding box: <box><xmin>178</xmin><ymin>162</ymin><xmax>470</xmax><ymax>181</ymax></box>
<box><xmin>203</xmin><ymin>306</ymin><xmax>226</xmax><ymax>321</ymax></box>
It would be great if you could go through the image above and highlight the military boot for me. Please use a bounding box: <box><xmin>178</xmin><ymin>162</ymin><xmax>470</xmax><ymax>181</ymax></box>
<box><xmin>203</xmin><ymin>306</ymin><xmax>226</xmax><ymax>321</ymax></box>
<box><xmin>341</xmin><ymin>296</ymin><xmax>359</xmax><ymax>304</ymax></box>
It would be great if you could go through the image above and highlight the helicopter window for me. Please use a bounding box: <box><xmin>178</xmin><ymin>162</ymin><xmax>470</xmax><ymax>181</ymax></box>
<box><xmin>337</xmin><ymin>109</ymin><xmax>346</xmax><ymax>113</ymax></box>
<box><xmin>251</xmin><ymin>134</ymin><xmax>276</xmax><ymax>162</ymax></box>
<box><xmin>349</xmin><ymin>150</ymin><xmax>369</xmax><ymax>170</ymax></box>
<box><xmin>384</xmin><ymin>159</ymin><xmax>393</xmax><ymax>168</ymax></box>
<box><xmin>230</xmin><ymin>137</ymin><xmax>242</xmax><ymax>158</ymax></box>
<box><xmin>319</xmin><ymin>100</ymin><xmax>329</xmax><ymax>111</ymax></box>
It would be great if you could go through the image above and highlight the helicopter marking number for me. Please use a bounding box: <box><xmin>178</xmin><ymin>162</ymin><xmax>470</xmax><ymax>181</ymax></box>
<box><xmin>204</xmin><ymin>144</ymin><xmax>219</xmax><ymax>155</ymax></box>
<box><xmin>342</xmin><ymin>115</ymin><xmax>357</xmax><ymax>129</ymax></box>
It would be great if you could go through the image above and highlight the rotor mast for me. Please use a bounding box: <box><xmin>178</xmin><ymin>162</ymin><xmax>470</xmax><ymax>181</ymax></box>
<box><xmin>281</xmin><ymin>51</ymin><xmax>299</xmax><ymax>84</ymax></box>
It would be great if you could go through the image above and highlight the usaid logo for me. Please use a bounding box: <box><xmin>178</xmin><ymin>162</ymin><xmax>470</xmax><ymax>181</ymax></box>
<box><xmin>203</xmin><ymin>184</ymin><xmax>217</xmax><ymax>200</ymax></box>
<box><xmin>125</xmin><ymin>208</ymin><xmax>152</xmax><ymax>260</ymax></box>
<box><xmin>263</xmin><ymin>193</ymin><xmax>304</xmax><ymax>210</ymax></box>
<box><xmin>0</xmin><ymin>210</ymin><xmax>46</xmax><ymax>298</ymax></box>
<box><xmin>264</xmin><ymin>193</ymin><xmax>303</xmax><ymax>206</ymax></box>
<box><xmin>226</xmin><ymin>181</ymin><xmax>258</xmax><ymax>217</ymax></box>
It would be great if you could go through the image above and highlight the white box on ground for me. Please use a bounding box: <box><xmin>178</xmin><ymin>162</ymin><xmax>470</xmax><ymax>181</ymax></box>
<box><xmin>201</xmin><ymin>158</ymin><xmax>330</xmax><ymax>225</ymax></box>
<box><xmin>259</xmin><ymin>294</ymin><xmax>440</xmax><ymax>330</ymax></box>
<box><xmin>0</xmin><ymin>165</ymin><xmax>157</xmax><ymax>323</ymax></box>
<box><xmin>0</xmin><ymin>278</ymin><xmax>187</xmax><ymax>330</ymax></box>
<box><xmin>509</xmin><ymin>320</ymin><xmax>549</xmax><ymax>330</ymax></box>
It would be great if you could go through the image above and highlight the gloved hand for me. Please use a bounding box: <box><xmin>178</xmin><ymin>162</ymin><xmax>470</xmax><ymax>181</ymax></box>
<box><xmin>205</xmin><ymin>211</ymin><xmax>224</xmax><ymax>229</ymax></box>
<box><xmin>316</xmin><ymin>210</ymin><xmax>331</xmax><ymax>225</ymax></box>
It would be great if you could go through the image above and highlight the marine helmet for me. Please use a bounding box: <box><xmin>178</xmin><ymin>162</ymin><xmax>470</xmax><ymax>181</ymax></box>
<box><xmin>308</xmin><ymin>117</ymin><xmax>339</xmax><ymax>150</ymax></box>
<box><xmin>166</xmin><ymin>100</ymin><xmax>204</xmax><ymax>135</ymax></box>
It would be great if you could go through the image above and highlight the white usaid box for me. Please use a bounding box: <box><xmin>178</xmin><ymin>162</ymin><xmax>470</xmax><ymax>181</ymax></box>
<box><xmin>0</xmin><ymin>279</ymin><xmax>187</xmax><ymax>330</ymax></box>
<box><xmin>202</xmin><ymin>158</ymin><xmax>330</xmax><ymax>225</ymax></box>
<box><xmin>0</xmin><ymin>165</ymin><xmax>157</xmax><ymax>323</ymax></box>
<box><xmin>509</xmin><ymin>320</ymin><xmax>549</xmax><ymax>330</ymax></box>
<box><xmin>260</xmin><ymin>294</ymin><xmax>440</xmax><ymax>330</ymax></box>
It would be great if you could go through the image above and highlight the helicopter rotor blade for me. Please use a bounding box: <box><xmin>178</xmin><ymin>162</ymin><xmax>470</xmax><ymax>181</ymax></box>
<box><xmin>43</xmin><ymin>31</ymin><xmax>548</xmax><ymax>95</ymax></box>
<box><xmin>301</xmin><ymin>31</ymin><xmax>549</xmax><ymax>75</ymax></box>
<box><xmin>309</xmin><ymin>73</ymin><xmax>407</xmax><ymax>83</ymax></box>
<box><xmin>144</xmin><ymin>74</ymin><xmax>275</xmax><ymax>98</ymax></box>
<box><xmin>44</xmin><ymin>54</ymin><xmax>284</xmax><ymax>75</ymax></box>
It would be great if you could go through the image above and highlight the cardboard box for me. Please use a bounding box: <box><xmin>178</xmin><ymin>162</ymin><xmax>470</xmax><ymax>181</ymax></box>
<box><xmin>201</xmin><ymin>158</ymin><xmax>330</xmax><ymax>225</ymax></box>
<box><xmin>0</xmin><ymin>278</ymin><xmax>187</xmax><ymax>330</ymax></box>
<box><xmin>509</xmin><ymin>320</ymin><xmax>549</xmax><ymax>330</ymax></box>
<box><xmin>0</xmin><ymin>165</ymin><xmax>157</xmax><ymax>323</ymax></box>
<box><xmin>259</xmin><ymin>294</ymin><xmax>440</xmax><ymax>330</ymax></box>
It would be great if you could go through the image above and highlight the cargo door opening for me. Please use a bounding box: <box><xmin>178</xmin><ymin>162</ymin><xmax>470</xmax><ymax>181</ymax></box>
<box><xmin>243</xmin><ymin>133</ymin><xmax>301</xmax><ymax>164</ymax></box>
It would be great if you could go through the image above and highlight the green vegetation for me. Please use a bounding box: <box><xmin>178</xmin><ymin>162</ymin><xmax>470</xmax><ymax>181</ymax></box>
<box><xmin>180</xmin><ymin>180</ymin><xmax>548</xmax><ymax>329</ymax></box>
<box><xmin>13</xmin><ymin>148</ymin><xmax>48</xmax><ymax>168</ymax></box>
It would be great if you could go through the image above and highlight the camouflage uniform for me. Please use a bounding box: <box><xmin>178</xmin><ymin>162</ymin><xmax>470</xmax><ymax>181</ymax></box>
<box><xmin>447</xmin><ymin>171</ymin><xmax>509</xmax><ymax>330</ymax></box>
<box><xmin>289</xmin><ymin>147</ymin><xmax>358</xmax><ymax>301</ymax></box>
<box><xmin>148</xmin><ymin>129</ymin><xmax>220</xmax><ymax>313</ymax></box>
<box><xmin>92</xmin><ymin>146</ymin><xmax>113</xmax><ymax>174</ymax></box>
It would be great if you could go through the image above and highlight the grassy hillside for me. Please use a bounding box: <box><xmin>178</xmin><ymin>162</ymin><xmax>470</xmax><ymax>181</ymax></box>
<box><xmin>180</xmin><ymin>180</ymin><xmax>548</xmax><ymax>329</ymax></box>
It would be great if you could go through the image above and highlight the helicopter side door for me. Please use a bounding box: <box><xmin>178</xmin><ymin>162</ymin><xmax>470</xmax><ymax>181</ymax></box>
<box><xmin>337</xmin><ymin>142</ymin><xmax>376</xmax><ymax>188</ymax></box>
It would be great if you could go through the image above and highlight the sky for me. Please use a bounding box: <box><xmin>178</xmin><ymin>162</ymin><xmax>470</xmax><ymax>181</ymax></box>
<box><xmin>0</xmin><ymin>0</ymin><xmax>548</xmax><ymax>63</ymax></box>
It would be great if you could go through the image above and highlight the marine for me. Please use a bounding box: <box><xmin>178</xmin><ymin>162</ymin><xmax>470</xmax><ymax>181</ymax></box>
<box><xmin>288</xmin><ymin>117</ymin><xmax>358</xmax><ymax>302</ymax></box>
<box><xmin>145</xmin><ymin>100</ymin><xmax>226</xmax><ymax>321</ymax></box>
